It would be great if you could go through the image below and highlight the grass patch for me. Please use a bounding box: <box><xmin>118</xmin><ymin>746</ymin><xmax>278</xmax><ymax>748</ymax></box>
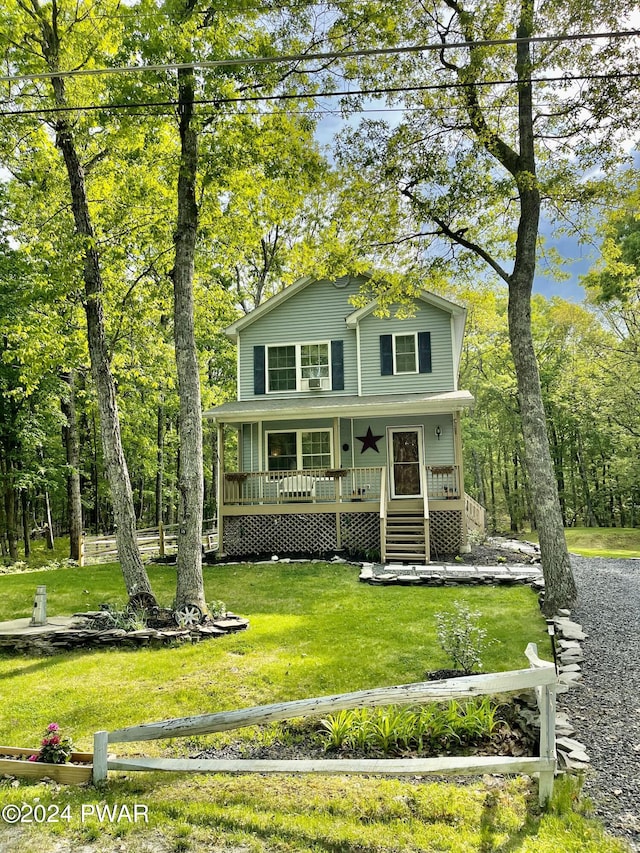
<box><xmin>0</xmin><ymin>774</ymin><xmax>627</xmax><ymax>853</ymax></box>
<box><xmin>0</xmin><ymin>561</ymin><xmax>550</xmax><ymax>750</ymax></box>
<box><xmin>0</xmin><ymin>560</ymin><xmax>624</xmax><ymax>852</ymax></box>
<box><xmin>524</xmin><ymin>527</ymin><xmax>640</xmax><ymax>558</ymax></box>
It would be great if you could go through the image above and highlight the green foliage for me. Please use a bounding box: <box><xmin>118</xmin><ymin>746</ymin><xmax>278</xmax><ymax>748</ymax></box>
<box><xmin>85</xmin><ymin>604</ymin><xmax>148</xmax><ymax>632</ymax></box>
<box><xmin>434</xmin><ymin>603</ymin><xmax>491</xmax><ymax>675</ymax></box>
<box><xmin>208</xmin><ymin>599</ymin><xmax>226</xmax><ymax>618</ymax></box>
<box><xmin>30</xmin><ymin>722</ymin><xmax>73</xmax><ymax>765</ymax></box>
<box><xmin>319</xmin><ymin>698</ymin><xmax>502</xmax><ymax>755</ymax></box>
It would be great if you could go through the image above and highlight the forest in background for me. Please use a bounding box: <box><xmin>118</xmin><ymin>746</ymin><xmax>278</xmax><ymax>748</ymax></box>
<box><xmin>0</xmin><ymin>0</ymin><xmax>639</xmax><ymax>561</ymax></box>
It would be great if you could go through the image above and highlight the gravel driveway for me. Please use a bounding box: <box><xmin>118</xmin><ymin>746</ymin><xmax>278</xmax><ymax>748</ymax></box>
<box><xmin>559</xmin><ymin>556</ymin><xmax>640</xmax><ymax>851</ymax></box>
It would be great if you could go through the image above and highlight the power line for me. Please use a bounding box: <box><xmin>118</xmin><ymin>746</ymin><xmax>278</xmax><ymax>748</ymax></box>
<box><xmin>1</xmin><ymin>71</ymin><xmax>637</xmax><ymax>119</ymax></box>
<box><xmin>1</xmin><ymin>29</ymin><xmax>637</xmax><ymax>85</ymax></box>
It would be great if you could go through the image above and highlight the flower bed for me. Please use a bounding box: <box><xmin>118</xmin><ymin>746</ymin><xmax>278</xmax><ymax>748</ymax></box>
<box><xmin>0</xmin><ymin>747</ymin><xmax>93</xmax><ymax>783</ymax></box>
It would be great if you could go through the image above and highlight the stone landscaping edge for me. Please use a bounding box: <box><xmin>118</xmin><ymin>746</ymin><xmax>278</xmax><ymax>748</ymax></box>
<box><xmin>0</xmin><ymin>614</ymin><xmax>249</xmax><ymax>655</ymax></box>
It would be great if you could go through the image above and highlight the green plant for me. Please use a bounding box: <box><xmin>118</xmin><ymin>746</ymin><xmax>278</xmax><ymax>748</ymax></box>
<box><xmin>434</xmin><ymin>603</ymin><xmax>490</xmax><ymax>674</ymax></box>
<box><xmin>28</xmin><ymin>723</ymin><xmax>73</xmax><ymax>765</ymax></box>
<box><xmin>86</xmin><ymin>604</ymin><xmax>148</xmax><ymax>631</ymax></box>
<box><xmin>208</xmin><ymin>600</ymin><xmax>226</xmax><ymax>619</ymax></box>
<box><xmin>319</xmin><ymin>709</ymin><xmax>355</xmax><ymax>750</ymax></box>
<box><xmin>318</xmin><ymin>700</ymin><xmax>505</xmax><ymax>756</ymax></box>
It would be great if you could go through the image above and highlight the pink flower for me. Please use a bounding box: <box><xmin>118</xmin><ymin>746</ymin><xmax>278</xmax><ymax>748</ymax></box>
<box><xmin>47</xmin><ymin>723</ymin><xmax>59</xmax><ymax>732</ymax></box>
<box><xmin>49</xmin><ymin>736</ymin><xmax>60</xmax><ymax>745</ymax></box>
<box><xmin>28</xmin><ymin>755</ymin><xmax>38</xmax><ymax>762</ymax></box>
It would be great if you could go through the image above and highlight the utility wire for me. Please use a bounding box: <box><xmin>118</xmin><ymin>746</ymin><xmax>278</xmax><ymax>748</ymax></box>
<box><xmin>0</xmin><ymin>29</ymin><xmax>637</xmax><ymax>85</ymax></box>
<box><xmin>1</xmin><ymin>71</ymin><xmax>637</xmax><ymax>118</ymax></box>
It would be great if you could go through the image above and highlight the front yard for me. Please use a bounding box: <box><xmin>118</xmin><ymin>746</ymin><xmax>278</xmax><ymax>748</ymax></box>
<box><xmin>0</xmin><ymin>559</ymin><xmax>627</xmax><ymax>852</ymax></box>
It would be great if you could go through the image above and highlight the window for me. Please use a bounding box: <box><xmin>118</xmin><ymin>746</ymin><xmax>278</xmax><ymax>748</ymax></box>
<box><xmin>300</xmin><ymin>344</ymin><xmax>330</xmax><ymax>383</ymax></box>
<box><xmin>394</xmin><ymin>334</ymin><xmax>417</xmax><ymax>374</ymax></box>
<box><xmin>267</xmin><ymin>345</ymin><xmax>296</xmax><ymax>391</ymax></box>
<box><xmin>267</xmin><ymin>342</ymin><xmax>330</xmax><ymax>392</ymax></box>
<box><xmin>267</xmin><ymin>429</ymin><xmax>332</xmax><ymax>472</ymax></box>
<box><xmin>380</xmin><ymin>332</ymin><xmax>432</xmax><ymax>376</ymax></box>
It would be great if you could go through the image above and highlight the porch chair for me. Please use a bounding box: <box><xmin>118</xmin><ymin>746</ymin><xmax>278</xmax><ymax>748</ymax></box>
<box><xmin>277</xmin><ymin>474</ymin><xmax>317</xmax><ymax>501</ymax></box>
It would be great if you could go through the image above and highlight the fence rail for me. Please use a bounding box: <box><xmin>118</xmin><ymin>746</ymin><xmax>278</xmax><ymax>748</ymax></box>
<box><xmin>93</xmin><ymin>643</ymin><xmax>557</xmax><ymax>805</ymax></box>
<box><xmin>82</xmin><ymin>520</ymin><xmax>217</xmax><ymax>566</ymax></box>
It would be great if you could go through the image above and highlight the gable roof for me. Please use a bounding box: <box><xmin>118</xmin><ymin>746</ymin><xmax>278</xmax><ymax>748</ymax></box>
<box><xmin>345</xmin><ymin>289</ymin><xmax>467</xmax><ymax>380</ymax></box>
<box><xmin>222</xmin><ymin>272</ymin><xmax>467</xmax><ymax>347</ymax></box>
<box><xmin>223</xmin><ymin>275</ymin><xmax>317</xmax><ymax>343</ymax></box>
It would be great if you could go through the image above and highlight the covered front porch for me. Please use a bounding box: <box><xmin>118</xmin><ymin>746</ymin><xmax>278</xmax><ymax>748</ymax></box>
<box><xmin>206</xmin><ymin>390</ymin><xmax>477</xmax><ymax>562</ymax></box>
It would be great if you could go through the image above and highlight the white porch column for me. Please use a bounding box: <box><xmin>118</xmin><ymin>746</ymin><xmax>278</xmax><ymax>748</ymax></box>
<box><xmin>216</xmin><ymin>421</ymin><xmax>224</xmax><ymax>555</ymax></box>
<box><xmin>454</xmin><ymin>412</ymin><xmax>470</xmax><ymax>552</ymax></box>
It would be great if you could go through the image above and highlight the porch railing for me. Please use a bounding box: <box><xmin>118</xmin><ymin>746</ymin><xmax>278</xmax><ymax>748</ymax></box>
<box><xmin>223</xmin><ymin>466</ymin><xmax>461</xmax><ymax>507</ymax></box>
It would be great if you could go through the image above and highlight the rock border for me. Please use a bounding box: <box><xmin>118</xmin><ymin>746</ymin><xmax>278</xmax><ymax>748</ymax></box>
<box><xmin>0</xmin><ymin>614</ymin><xmax>249</xmax><ymax>655</ymax></box>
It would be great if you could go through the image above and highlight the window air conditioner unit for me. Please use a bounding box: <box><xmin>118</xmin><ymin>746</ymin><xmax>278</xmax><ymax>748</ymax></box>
<box><xmin>302</xmin><ymin>376</ymin><xmax>330</xmax><ymax>391</ymax></box>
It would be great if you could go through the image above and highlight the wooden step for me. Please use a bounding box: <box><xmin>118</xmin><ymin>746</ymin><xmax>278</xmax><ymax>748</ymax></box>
<box><xmin>385</xmin><ymin>553</ymin><xmax>427</xmax><ymax>563</ymax></box>
<box><xmin>386</xmin><ymin>533</ymin><xmax>426</xmax><ymax>542</ymax></box>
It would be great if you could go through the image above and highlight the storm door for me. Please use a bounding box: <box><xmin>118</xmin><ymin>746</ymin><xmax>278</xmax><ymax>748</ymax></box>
<box><xmin>388</xmin><ymin>427</ymin><xmax>424</xmax><ymax>498</ymax></box>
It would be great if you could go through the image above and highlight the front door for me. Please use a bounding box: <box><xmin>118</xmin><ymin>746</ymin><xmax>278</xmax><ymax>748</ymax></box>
<box><xmin>388</xmin><ymin>427</ymin><xmax>424</xmax><ymax>498</ymax></box>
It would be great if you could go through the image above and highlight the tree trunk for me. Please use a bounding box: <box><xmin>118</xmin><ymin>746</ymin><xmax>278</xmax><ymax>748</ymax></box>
<box><xmin>37</xmin><ymin>12</ymin><xmax>155</xmax><ymax>603</ymax></box>
<box><xmin>171</xmin><ymin>65</ymin><xmax>206</xmax><ymax>612</ymax></box>
<box><xmin>155</xmin><ymin>402</ymin><xmax>165</xmax><ymax>528</ymax></box>
<box><xmin>21</xmin><ymin>489</ymin><xmax>30</xmax><ymax>559</ymax></box>
<box><xmin>62</xmin><ymin>371</ymin><xmax>83</xmax><ymax>562</ymax></box>
<box><xmin>501</xmin><ymin>7</ymin><xmax>576</xmax><ymax>614</ymax></box>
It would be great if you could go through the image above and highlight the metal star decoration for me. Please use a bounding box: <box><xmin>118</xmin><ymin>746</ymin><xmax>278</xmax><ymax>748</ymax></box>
<box><xmin>356</xmin><ymin>426</ymin><xmax>383</xmax><ymax>453</ymax></box>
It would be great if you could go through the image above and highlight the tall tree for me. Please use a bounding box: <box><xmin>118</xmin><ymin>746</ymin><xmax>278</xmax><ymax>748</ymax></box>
<box><xmin>5</xmin><ymin>0</ymin><xmax>156</xmax><ymax>601</ymax></box>
<box><xmin>326</xmin><ymin>0</ymin><xmax>638</xmax><ymax>611</ymax></box>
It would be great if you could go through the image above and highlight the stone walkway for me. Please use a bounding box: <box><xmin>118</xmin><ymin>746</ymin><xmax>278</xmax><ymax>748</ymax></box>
<box><xmin>359</xmin><ymin>561</ymin><xmax>544</xmax><ymax>587</ymax></box>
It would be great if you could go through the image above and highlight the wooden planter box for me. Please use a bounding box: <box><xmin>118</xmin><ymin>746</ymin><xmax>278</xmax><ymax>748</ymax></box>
<box><xmin>0</xmin><ymin>747</ymin><xmax>93</xmax><ymax>784</ymax></box>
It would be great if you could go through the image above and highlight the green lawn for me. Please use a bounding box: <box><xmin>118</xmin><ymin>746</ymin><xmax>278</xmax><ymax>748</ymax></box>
<box><xmin>0</xmin><ymin>560</ymin><xmax>550</xmax><ymax>749</ymax></box>
<box><xmin>0</xmin><ymin>560</ymin><xmax>626</xmax><ymax>853</ymax></box>
<box><xmin>525</xmin><ymin>527</ymin><xmax>640</xmax><ymax>558</ymax></box>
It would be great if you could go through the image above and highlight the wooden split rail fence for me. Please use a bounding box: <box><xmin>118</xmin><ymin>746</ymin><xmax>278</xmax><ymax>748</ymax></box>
<box><xmin>94</xmin><ymin>643</ymin><xmax>557</xmax><ymax>805</ymax></box>
<box><xmin>81</xmin><ymin>520</ymin><xmax>217</xmax><ymax>566</ymax></box>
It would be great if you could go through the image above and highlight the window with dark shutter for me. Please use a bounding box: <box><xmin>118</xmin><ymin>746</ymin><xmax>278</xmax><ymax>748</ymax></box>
<box><xmin>253</xmin><ymin>345</ymin><xmax>266</xmax><ymax>394</ymax></box>
<box><xmin>380</xmin><ymin>335</ymin><xmax>393</xmax><ymax>375</ymax></box>
<box><xmin>331</xmin><ymin>340</ymin><xmax>344</xmax><ymax>390</ymax></box>
<box><xmin>418</xmin><ymin>331</ymin><xmax>432</xmax><ymax>373</ymax></box>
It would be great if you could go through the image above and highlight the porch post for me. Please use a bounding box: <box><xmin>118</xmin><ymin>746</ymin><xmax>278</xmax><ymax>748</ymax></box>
<box><xmin>216</xmin><ymin>421</ymin><xmax>225</xmax><ymax>556</ymax></box>
<box><xmin>334</xmin><ymin>417</ymin><xmax>341</xmax><ymax>549</ymax></box>
<box><xmin>454</xmin><ymin>412</ymin><xmax>470</xmax><ymax>552</ymax></box>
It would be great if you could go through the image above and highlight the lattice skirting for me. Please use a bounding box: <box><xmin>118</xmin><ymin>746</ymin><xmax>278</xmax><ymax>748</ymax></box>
<box><xmin>429</xmin><ymin>510</ymin><xmax>463</xmax><ymax>557</ymax></box>
<box><xmin>339</xmin><ymin>513</ymin><xmax>380</xmax><ymax>555</ymax></box>
<box><xmin>223</xmin><ymin>513</ymin><xmax>380</xmax><ymax>557</ymax></box>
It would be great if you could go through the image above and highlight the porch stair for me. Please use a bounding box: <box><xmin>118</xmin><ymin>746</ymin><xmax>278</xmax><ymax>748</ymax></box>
<box><xmin>384</xmin><ymin>511</ymin><xmax>428</xmax><ymax>564</ymax></box>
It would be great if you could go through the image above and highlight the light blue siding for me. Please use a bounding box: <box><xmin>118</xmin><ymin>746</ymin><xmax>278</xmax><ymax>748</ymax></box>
<box><xmin>239</xmin><ymin>277</ymin><xmax>362</xmax><ymax>400</ymax></box>
<box><xmin>238</xmin><ymin>414</ymin><xmax>455</xmax><ymax>472</ymax></box>
<box><xmin>359</xmin><ymin>301</ymin><xmax>454</xmax><ymax>395</ymax></box>
<box><xmin>348</xmin><ymin>415</ymin><xmax>454</xmax><ymax>468</ymax></box>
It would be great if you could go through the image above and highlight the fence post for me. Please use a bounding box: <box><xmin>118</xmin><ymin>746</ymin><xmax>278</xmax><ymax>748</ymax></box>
<box><xmin>537</xmin><ymin>682</ymin><xmax>557</xmax><ymax>806</ymax></box>
<box><xmin>159</xmin><ymin>522</ymin><xmax>165</xmax><ymax>558</ymax></box>
<box><xmin>78</xmin><ymin>532</ymin><xmax>85</xmax><ymax>568</ymax></box>
<box><xmin>93</xmin><ymin>730</ymin><xmax>109</xmax><ymax>784</ymax></box>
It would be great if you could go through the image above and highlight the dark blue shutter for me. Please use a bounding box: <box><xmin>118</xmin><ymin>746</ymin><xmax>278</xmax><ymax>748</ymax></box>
<box><xmin>418</xmin><ymin>331</ymin><xmax>432</xmax><ymax>373</ymax></box>
<box><xmin>253</xmin><ymin>345</ymin><xmax>266</xmax><ymax>394</ymax></box>
<box><xmin>380</xmin><ymin>335</ymin><xmax>393</xmax><ymax>375</ymax></box>
<box><xmin>331</xmin><ymin>340</ymin><xmax>344</xmax><ymax>390</ymax></box>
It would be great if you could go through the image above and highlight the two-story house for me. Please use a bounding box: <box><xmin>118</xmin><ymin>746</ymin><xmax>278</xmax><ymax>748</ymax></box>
<box><xmin>206</xmin><ymin>273</ymin><xmax>483</xmax><ymax>563</ymax></box>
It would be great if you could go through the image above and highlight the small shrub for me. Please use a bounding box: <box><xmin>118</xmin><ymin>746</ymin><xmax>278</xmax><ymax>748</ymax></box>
<box><xmin>208</xmin><ymin>600</ymin><xmax>226</xmax><ymax>619</ymax></box>
<box><xmin>319</xmin><ymin>709</ymin><xmax>356</xmax><ymax>750</ymax></box>
<box><xmin>86</xmin><ymin>604</ymin><xmax>148</xmax><ymax>631</ymax></box>
<box><xmin>434</xmin><ymin>602</ymin><xmax>490</xmax><ymax>674</ymax></box>
<box><xmin>318</xmin><ymin>699</ymin><xmax>505</xmax><ymax>756</ymax></box>
<box><xmin>29</xmin><ymin>723</ymin><xmax>73</xmax><ymax>765</ymax></box>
